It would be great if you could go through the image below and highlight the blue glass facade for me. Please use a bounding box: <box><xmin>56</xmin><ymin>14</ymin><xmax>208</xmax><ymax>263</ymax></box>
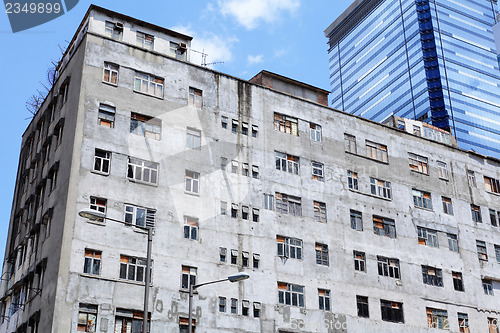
<box><xmin>326</xmin><ymin>0</ymin><xmax>500</xmax><ymax>158</ymax></box>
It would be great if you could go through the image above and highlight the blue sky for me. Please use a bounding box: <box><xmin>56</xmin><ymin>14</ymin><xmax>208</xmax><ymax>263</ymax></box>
<box><xmin>0</xmin><ymin>0</ymin><xmax>351</xmax><ymax>261</ymax></box>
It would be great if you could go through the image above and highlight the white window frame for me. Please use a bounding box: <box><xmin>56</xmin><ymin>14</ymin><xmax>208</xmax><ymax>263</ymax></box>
<box><xmin>98</xmin><ymin>104</ymin><xmax>116</xmax><ymax>128</ymax></box>
<box><xmin>185</xmin><ymin>170</ymin><xmax>200</xmax><ymax>194</ymax></box>
<box><xmin>344</xmin><ymin>134</ymin><xmax>356</xmax><ymax>153</ymax></box>
<box><xmin>93</xmin><ymin>149</ymin><xmax>111</xmax><ymax>175</ymax></box>
<box><xmin>104</xmin><ymin>21</ymin><xmax>122</xmax><ymax>40</ymax></box>
<box><xmin>354</xmin><ymin>251</ymin><xmax>366</xmax><ymax>272</ymax></box>
<box><xmin>186</xmin><ymin>128</ymin><xmax>201</xmax><ymax>150</ymax></box>
<box><xmin>408</xmin><ymin>153</ymin><xmax>428</xmax><ymax>174</ymax></box>
<box><xmin>447</xmin><ymin>234</ymin><xmax>458</xmax><ymax>252</ymax></box>
<box><xmin>417</xmin><ymin>227</ymin><xmax>438</xmax><ymax>247</ymax></box>
<box><xmin>370</xmin><ymin>177</ymin><xmax>392</xmax><ymax>199</ymax></box>
<box><xmin>366</xmin><ymin>140</ymin><xmax>388</xmax><ymax>162</ymax></box>
<box><xmin>312</xmin><ymin>162</ymin><xmax>324</xmax><ymax>181</ymax></box>
<box><xmin>120</xmin><ymin>255</ymin><xmax>148</xmax><ymax>282</ymax></box>
<box><xmin>278</xmin><ymin>282</ymin><xmax>304</xmax><ymax>307</ymax></box>
<box><xmin>313</xmin><ymin>201</ymin><xmax>327</xmax><ymax>223</ymax></box>
<box><xmin>136</xmin><ymin>31</ymin><xmax>154</xmax><ymax>50</ymax></box>
<box><xmin>277</xmin><ymin>236</ymin><xmax>303</xmax><ymax>259</ymax></box>
<box><xmin>127</xmin><ymin>157</ymin><xmax>159</xmax><ymax>185</ymax></box>
<box><xmin>275</xmin><ymin>151</ymin><xmax>299</xmax><ymax>175</ymax></box>
<box><xmin>134</xmin><ymin>72</ymin><xmax>163</xmax><ymax>98</ymax></box>
<box><xmin>437</xmin><ymin>161</ymin><xmax>448</xmax><ymax>179</ymax></box>
<box><xmin>310</xmin><ymin>123</ymin><xmax>322</xmax><ymax>142</ymax></box>
<box><xmin>377</xmin><ymin>256</ymin><xmax>400</xmax><ymax>279</ymax></box>
<box><xmin>413</xmin><ymin>189</ymin><xmax>432</xmax><ymax>209</ymax></box>
<box><xmin>103</xmin><ymin>62</ymin><xmax>119</xmax><ymax>85</ymax></box>
<box><xmin>183</xmin><ymin>216</ymin><xmax>198</xmax><ymax>241</ymax></box>
<box><xmin>124</xmin><ymin>204</ymin><xmax>156</xmax><ymax>229</ymax></box>
<box><xmin>188</xmin><ymin>87</ymin><xmax>202</xmax><ymax>108</ymax></box>
<box><xmin>275</xmin><ymin>192</ymin><xmax>301</xmax><ymax>216</ymax></box>
<box><xmin>318</xmin><ymin>289</ymin><xmax>330</xmax><ymax>311</ymax></box>
<box><xmin>442</xmin><ymin>197</ymin><xmax>453</xmax><ymax>215</ymax></box>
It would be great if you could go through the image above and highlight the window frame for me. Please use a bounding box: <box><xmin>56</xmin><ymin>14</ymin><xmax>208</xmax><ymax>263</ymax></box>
<box><xmin>93</xmin><ymin>149</ymin><xmax>111</xmax><ymax>175</ymax></box>
<box><xmin>313</xmin><ymin>201</ymin><xmax>327</xmax><ymax>223</ymax></box>
<box><xmin>421</xmin><ymin>265</ymin><xmax>443</xmax><ymax>287</ymax></box>
<box><xmin>484</xmin><ymin>176</ymin><xmax>500</xmax><ymax>194</ymax></box>
<box><xmin>442</xmin><ymin>196</ymin><xmax>453</xmax><ymax>215</ymax></box>
<box><xmin>310</xmin><ymin>123</ymin><xmax>322</xmax><ymax>142</ymax></box>
<box><xmin>347</xmin><ymin>170</ymin><xmax>358</xmax><ymax>190</ymax></box>
<box><xmin>437</xmin><ymin>161</ymin><xmax>448</xmax><ymax>180</ymax></box>
<box><xmin>344</xmin><ymin>134</ymin><xmax>356</xmax><ymax>153</ymax></box>
<box><xmin>413</xmin><ymin>189</ymin><xmax>432</xmax><ymax>210</ymax></box>
<box><xmin>366</xmin><ymin>140</ymin><xmax>388</xmax><ymax>163</ymax></box>
<box><xmin>277</xmin><ymin>235</ymin><xmax>303</xmax><ymax>260</ymax></box>
<box><xmin>103</xmin><ymin>62</ymin><xmax>119</xmax><ymax>85</ymax></box>
<box><xmin>181</xmin><ymin>265</ymin><xmax>197</xmax><ymax>290</ymax></box>
<box><xmin>275</xmin><ymin>151</ymin><xmax>300</xmax><ymax>175</ymax></box>
<box><xmin>185</xmin><ymin>170</ymin><xmax>200</xmax><ymax>194</ymax></box>
<box><xmin>408</xmin><ymin>153</ymin><xmax>428</xmax><ymax>174</ymax></box>
<box><xmin>133</xmin><ymin>72</ymin><xmax>163</xmax><ymax>98</ymax></box>
<box><xmin>278</xmin><ymin>282</ymin><xmax>304</xmax><ymax>307</ymax></box>
<box><xmin>318</xmin><ymin>289</ymin><xmax>330</xmax><ymax>311</ymax></box>
<box><xmin>186</xmin><ymin>128</ymin><xmax>201</xmax><ymax>150</ymax></box>
<box><xmin>136</xmin><ymin>31</ymin><xmax>154</xmax><ymax>50</ymax></box>
<box><xmin>119</xmin><ymin>255</ymin><xmax>148</xmax><ymax>283</ymax></box>
<box><xmin>380</xmin><ymin>300</ymin><xmax>404</xmax><ymax>323</ymax></box>
<box><xmin>124</xmin><ymin>204</ymin><xmax>156</xmax><ymax>229</ymax></box>
<box><xmin>354</xmin><ymin>251</ymin><xmax>366</xmax><ymax>272</ymax></box>
<box><xmin>377</xmin><ymin>256</ymin><xmax>400</xmax><ymax>279</ymax></box>
<box><xmin>188</xmin><ymin>87</ymin><xmax>203</xmax><ymax>108</ymax></box>
<box><xmin>311</xmin><ymin>161</ymin><xmax>324</xmax><ymax>181</ymax></box>
<box><xmin>315</xmin><ymin>243</ymin><xmax>329</xmax><ymax>266</ymax></box>
<box><xmin>127</xmin><ymin>157</ymin><xmax>159</xmax><ymax>185</ymax></box>
<box><xmin>274</xmin><ymin>113</ymin><xmax>298</xmax><ymax>136</ymax></box>
<box><xmin>83</xmin><ymin>249</ymin><xmax>101</xmax><ymax>276</ymax></box>
<box><xmin>104</xmin><ymin>21</ymin><xmax>122</xmax><ymax>40</ymax></box>
<box><xmin>183</xmin><ymin>216</ymin><xmax>198</xmax><ymax>241</ymax></box>
<box><xmin>370</xmin><ymin>177</ymin><xmax>392</xmax><ymax>199</ymax></box>
<box><xmin>275</xmin><ymin>192</ymin><xmax>301</xmax><ymax>216</ymax></box>
<box><xmin>373</xmin><ymin>216</ymin><xmax>396</xmax><ymax>238</ymax></box>
<box><xmin>130</xmin><ymin>113</ymin><xmax>161</xmax><ymax>140</ymax></box>
<box><xmin>417</xmin><ymin>227</ymin><xmax>438</xmax><ymax>247</ymax></box>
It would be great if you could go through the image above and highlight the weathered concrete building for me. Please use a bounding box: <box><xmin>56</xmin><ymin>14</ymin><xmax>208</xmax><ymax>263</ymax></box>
<box><xmin>1</xmin><ymin>5</ymin><xmax>500</xmax><ymax>333</ymax></box>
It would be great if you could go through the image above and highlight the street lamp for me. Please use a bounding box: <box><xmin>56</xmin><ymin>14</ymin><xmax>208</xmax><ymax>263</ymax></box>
<box><xmin>78</xmin><ymin>209</ymin><xmax>152</xmax><ymax>333</ymax></box>
<box><xmin>188</xmin><ymin>273</ymin><xmax>249</xmax><ymax>333</ymax></box>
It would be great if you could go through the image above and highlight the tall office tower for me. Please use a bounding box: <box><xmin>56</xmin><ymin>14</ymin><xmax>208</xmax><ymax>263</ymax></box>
<box><xmin>2</xmin><ymin>5</ymin><xmax>500</xmax><ymax>333</ymax></box>
<box><xmin>325</xmin><ymin>0</ymin><xmax>500</xmax><ymax>158</ymax></box>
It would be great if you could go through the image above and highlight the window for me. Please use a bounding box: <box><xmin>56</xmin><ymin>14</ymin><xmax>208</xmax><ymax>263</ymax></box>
<box><xmin>310</xmin><ymin>123</ymin><xmax>322</xmax><ymax>142</ymax></box>
<box><xmin>377</xmin><ymin>256</ymin><xmax>400</xmax><ymax>279</ymax></box>
<box><xmin>231</xmin><ymin>119</ymin><xmax>239</xmax><ymax>134</ymax></box>
<box><xmin>483</xmin><ymin>279</ymin><xmax>494</xmax><ymax>295</ymax></box>
<box><xmin>264</xmin><ymin>194</ymin><xmax>274</xmax><ymax>210</ymax></box>
<box><xmin>312</xmin><ymin>162</ymin><xmax>324</xmax><ymax>181</ymax></box>
<box><xmin>442</xmin><ymin>197</ymin><xmax>453</xmax><ymax>215</ymax></box>
<box><xmin>103</xmin><ymin>62</ymin><xmax>118</xmax><ymax>85</ymax></box>
<box><xmin>380</xmin><ymin>300</ymin><xmax>404</xmax><ymax>323</ymax></box>
<box><xmin>275</xmin><ymin>193</ymin><xmax>301</xmax><ymax>216</ymax></box>
<box><xmin>408</xmin><ymin>153</ymin><xmax>428</xmax><ymax>174</ymax></box>
<box><xmin>277</xmin><ymin>236</ymin><xmax>302</xmax><ymax>260</ymax></box>
<box><xmin>458</xmin><ymin>313</ymin><xmax>469</xmax><ymax>333</ymax></box>
<box><xmin>350</xmin><ymin>210</ymin><xmax>363</xmax><ymax>231</ymax></box>
<box><xmin>186</xmin><ymin>128</ymin><xmax>201</xmax><ymax>150</ymax></box>
<box><xmin>253</xmin><ymin>253</ymin><xmax>260</xmax><ymax>269</ymax></box>
<box><xmin>179</xmin><ymin>317</ymin><xmax>194</xmax><ymax>333</ymax></box>
<box><xmin>357</xmin><ymin>296</ymin><xmax>369</xmax><ymax>318</ymax></box>
<box><xmin>220</xmin><ymin>158</ymin><xmax>227</xmax><ymax>171</ymax></box>
<box><xmin>183</xmin><ymin>216</ymin><xmax>198</xmax><ymax>241</ymax></box>
<box><xmin>347</xmin><ymin>171</ymin><xmax>358</xmax><ymax>190</ymax></box>
<box><xmin>124</xmin><ymin>204</ymin><xmax>156</xmax><ymax>229</ymax></box>
<box><xmin>422</xmin><ymin>266</ymin><xmax>443</xmax><ymax>287</ymax></box>
<box><xmin>417</xmin><ymin>227</ymin><xmax>438</xmax><ymax>247</ymax></box>
<box><xmin>490</xmin><ymin>210</ymin><xmax>499</xmax><ymax>227</ymax></box>
<box><xmin>252</xmin><ymin>165</ymin><xmax>259</xmax><ymax>179</ymax></box>
<box><xmin>468</xmin><ymin>170</ymin><xmax>477</xmax><ymax>188</ymax></box>
<box><xmin>370</xmin><ymin>178</ymin><xmax>391</xmax><ymax>199</ymax></box>
<box><xmin>278</xmin><ymin>282</ymin><xmax>304</xmax><ymax>307</ymax></box>
<box><xmin>488</xmin><ymin>318</ymin><xmax>498</xmax><ymax>333</ymax></box>
<box><xmin>318</xmin><ymin>289</ymin><xmax>330</xmax><ymax>311</ymax></box>
<box><xmin>130</xmin><ymin>113</ymin><xmax>161</xmax><ymax>140</ymax></box>
<box><xmin>185</xmin><ymin>171</ymin><xmax>200</xmax><ymax>194</ymax></box>
<box><xmin>413</xmin><ymin>125</ymin><xmax>421</xmax><ymax>136</ymax></box>
<box><xmin>219</xmin><ymin>297</ymin><xmax>226</xmax><ymax>312</ymax></box>
<box><xmin>344</xmin><ymin>134</ymin><xmax>356</xmax><ymax>153</ymax></box>
<box><xmin>136</xmin><ymin>31</ymin><xmax>154</xmax><ymax>50</ymax></box>
<box><xmin>485</xmin><ymin>176</ymin><xmax>500</xmax><ymax>194</ymax></box>
<box><xmin>55</xmin><ymin>123</ymin><xmax>64</xmax><ymax>146</ymax></box>
<box><xmin>134</xmin><ymin>72</ymin><xmax>163</xmax><ymax>98</ymax></box>
<box><xmin>221</xmin><ymin>116</ymin><xmax>228</xmax><ymax>129</ymax></box>
<box><xmin>242</xmin><ymin>206</ymin><xmax>249</xmax><ymax>219</ymax></box>
<box><xmin>373</xmin><ymin>216</ymin><xmax>396</xmax><ymax>238</ymax></box>
<box><xmin>181</xmin><ymin>265</ymin><xmax>197</xmax><ymax>290</ymax></box>
<box><xmin>83</xmin><ymin>249</ymin><xmax>101</xmax><ymax>275</ymax></box>
<box><xmin>354</xmin><ymin>251</ymin><xmax>366</xmax><ymax>272</ymax></box>
<box><xmin>448</xmin><ymin>233</ymin><xmax>458</xmax><ymax>252</ymax></box>
<box><xmin>230</xmin><ymin>249</ymin><xmax>237</xmax><ymax>264</ymax></box>
<box><xmin>242</xmin><ymin>300</ymin><xmax>249</xmax><ymax>316</ymax></box>
<box><xmin>252</xmin><ymin>208</ymin><xmax>259</xmax><ymax>222</ymax></box>
<box><xmin>104</xmin><ymin>21</ymin><xmax>122</xmax><ymax>40</ymax></box>
<box><xmin>437</xmin><ymin>161</ymin><xmax>448</xmax><ymax>179</ymax></box>
<box><xmin>188</xmin><ymin>87</ymin><xmax>202</xmax><ymax>108</ymax></box>
<box><xmin>366</xmin><ymin>141</ymin><xmax>388</xmax><ymax>162</ymax></box>
<box><xmin>452</xmin><ymin>271</ymin><xmax>464</xmax><ymax>291</ymax></box>
<box><xmin>127</xmin><ymin>157</ymin><xmax>158</xmax><ymax>185</ymax></box>
<box><xmin>275</xmin><ymin>152</ymin><xmax>299</xmax><ymax>175</ymax></box>
<box><xmin>119</xmin><ymin>255</ymin><xmax>148</xmax><ymax>283</ymax></box>
<box><xmin>253</xmin><ymin>302</ymin><xmax>261</xmax><ymax>317</ymax></box>
<box><xmin>242</xmin><ymin>163</ymin><xmax>249</xmax><ymax>177</ymax></box>
<box><xmin>78</xmin><ymin>303</ymin><xmax>97</xmax><ymax>332</ymax></box>
<box><xmin>426</xmin><ymin>307</ymin><xmax>448</xmax><ymax>329</ymax></box>
<box><xmin>219</xmin><ymin>247</ymin><xmax>226</xmax><ymax>262</ymax></box>
<box><xmin>242</xmin><ymin>122</ymin><xmax>249</xmax><ymax>136</ymax></box>
<box><xmin>220</xmin><ymin>201</ymin><xmax>227</xmax><ymax>216</ymax></box>
<box><xmin>274</xmin><ymin>113</ymin><xmax>298</xmax><ymax>136</ymax></box>
<box><xmin>230</xmin><ymin>298</ymin><xmax>237</xmax><ymax>314</ymax></box>
<box><xmin>471</xmin><ymin>204</ymin><xmax>482</xmax><ymax>223</ymax></box>
<box><xmin>496</xmin><ymin>245</ymin><xmax>500</xmax><ymax>263</ymax></box>
<box><xmin>89</xmin><ymin>197</ymin><xmax>106</xmax><ymax>221</ymax></box>
<box><xmin>477</xmin><ymin>240</ymin><xmax>488</xmax><ymax>261</ymax></box>
<box><xmin>169</xmin><ymin>42</ymin><xmax>187</xmax><ymax>60</ymax></box>
<box><xmin>315</xmin><ymin>243</ymin><xmax>328</xmax><ymax>266</ymax></box>
<box><xmin>231</xmin><ymin>203</ymin><xmax>238</xmax><ymax>218</ymax></box>
<box><xmin>97</xmin><ymin>104</ymin><xmax>116</xmax><ymax>128</ymax></box>
<box><xmin>252</xmin><ymin>125</ymin><xmax>258</xmax><ymax>138</ymax></box>
<box><xmin>313</xmin><ymin>201</ymin><xmax>327</xmax><ymax>223</ymax></box>
<box><xmin>413</xmin><ymin>189</ymin><xmax>432</xmax><ymax>209</ymax></box>
<box><xmin>93</xmin><ymin>149</ymin><xmax>110</xmax><ymax>175</ymax></box>
<box><xmin>231</xmin><ymin>160</ymin><xmax>238</xmax><ymax>174</ymax></box>
<box><xmin>242</xmin><ymin>252</ymin><xmax>249</xmax><ymax>267</ymax></box>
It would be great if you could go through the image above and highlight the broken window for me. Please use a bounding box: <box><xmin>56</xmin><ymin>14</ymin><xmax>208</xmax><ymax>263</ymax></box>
<box><xmin>318</xmin><ymin>289</ymin><xmax>330</xmax><ymax>311</ymax></box>
<box><xmin>366</xmin><ymin>140</ymin><xmax>388</xmax><ymax>163</ymax></box>
<box><xmin>354</xmin><ymin>251</ymin><xmax>366</xmax><ymax>272</ymax></box>
<box><xmin>130</xmin><ymin>113</ymin><xmax>161</xmax><ymax>140</ymax></box>
<box><xmin>442</xmin><ymin>197</ymin><xmax>453</xmax><ymax>215</ymax></box>
<box><xmin>274</xmin><ymin>113</ymin><xmax>298</xmax><ymax>136</ymax></box>
<box><xmin>477</xmin><ymin>240</ymin><xmax>488</xmax><ymax>261</ymax></box>
<box><xmin>417</xmin><ymin>227</ymin><xmax>438</xmax><ymax>247</ymax></box>
<box><xmin>78</xmin><ymin>303</ymin><xmax>97</xmax><ymax>333</ymax></box>
<box><xmin>124</xmin><ymin>204</ymin><xmax>156</xmax><ymax>229</ymax></box>
<box><xmin>344</xmin><ymin>133</ymin><xmax>356</xmax><ymax>153</ymax></box>
<box><xmin>93</xmin><ymin>149</ymin><xmax>111</xmax><ymax>174</ymax></box>
<box><xmin>471</xmin><ymin>204</ymin><xmax>482</xmax><ymax>223</ymax></box>
<box><xmin>452</xmin><ymin>271</ymin><xmax>464</xmax><ymax>291</ymax></box>
<box><xmin>312</xmin><ymin>161</ymin><xmax>324</xmax><ymax>181</ymax></box>
<box><xmin>278</xmin><ymin>282</ymin><xmax>304</xmax><ymax>307</ymax></box>
<box><xmin>484</xmin><ymin>176</ymin><xmax>500</xmax><ymax>194</ymax></box>
<box><xmin>448</xmin><ymin>233</ymin><xmax>458</xmax><ymax>252</ymax></box>
<box><xmin>188</xmin><ymin>87</ymin><xmax>202</xmax><ymax>108</ymax></box>
<box><xmin>183</xmin><ymin>216</ymin><xmax>198</xmax><ymax>241</ymax></box>
<box><xmin>413</xmin><ymin>189</ymin><xmax>432</xmax><ymax>209</ymax></box>
<box><xmin>219</xmin><ymin>297</ymin><xmax>226</xmax><ymax>312</ymax></box>
<box><xmin>437</xmin><ymin>161</ymin><xmax>448</xmax><ymax>180</ymax></box>
<box><xmin>408</xmin><ymin>153</ymin><xmax>428</xmax><ymax>174</ymax></box>
<box><xmin>134</xmin><ymin>72</ymin><xmax>163</xmax><ymax>98</ymax></box>
<box><xmin>310</xmin><ymin>123</ymin><xmax>322</xmax><ymax>142</ymax></box>
<box><xmin>185</xmin><ymin>170</ymin><xmax>200</xmax><ymax>194</ymax></box>
<box><xmin>357</xmin><ymin>296</ymin><xmax>369</xmax><ymax>318</ymax></box>
<box><xmin>380</xmin><ymin>300</ymin><xmax>404</xmax><ymax>323</ymax></box>
<box><xmin>277</xmin><ymin>235</ymin><xmax>302</xmax><ymax>260</ymax></box>
<box><xmin>186</xmin><ymin>128</ymin><xmax>201</xmax><ymax>150</ymax></box>
<box><xmin>377</xmin><ymin>256</ymin><xmax>400</xmax><ymax>279</ymax></box>
<box><xmin>103</xmin><ymin>62</ymin><xmax>118</xmax><ymax>85</ymax></box>
<box><xmin>315</xmin><ymin>243</ymin><xmax>328</xmax><ymax>266</ymax></box>
<box><xmin>83</xmin><ymin>249</ymin><xmax>101</xmax><ymax>276</ymax></box>
<box><xmin>275</xmin><ymin>192</ymin><xmax>301</xmax><ymax>216</ymax></box>
<box><xmin>136</xmin><ymin>31</ymin><xmax>154</xmax><ymax>50</ymax></box>
<box><xmin>127</xmin><ymin>157</ymin><xmax>159</xmax><ymax>185</ymax></box>
<box><xmin>275</xmin><ymin>152</ymin><xmax>299</xmax><ymax>175</ymax></box>
<box><xmin>313</xmin><ymin>201</ymin><xmax>327</xmax><ymax>223</ymax></box>
<box><xmin>120</xmin><ymin>255</ymin><xmax>148</xmax><ymax>283</ymax></box>
<box><xmin>350</xmin><ymin>210</ymin><xmax>363</xmax><ymax>231</ymax></box>
<box><xmin>421</xmin><ymin>265</ymin><xmax>443</xmax><ymax>287</ymax></box>
<box><xmin>370</xmin><ymin>177</ymin><xmax>391</xmax><ymax>199</ymax></box>
<box><xmin>373</xmin><ymin>216</ymin><xmax>396</xmax><ymax>238</ymax></box>
<box><xmin>104</xmin><ymin>21</ymin><xmax>122</xmax><ymax>40</ymax></box>
<box><xmin>181</xmin><ymin>265</ymin><xmax>196</xmax><ymax>290</ymax></box>
<box><xmin>347</xmin><ymin>171</ymin><xmax>358</xmax><ymax>190</ymax></box>
<box><xmin>426</xmin><ymin>307</ymin><xmax>448</xmax><ymax>329</ymax></box>
<box><xmin>458</xmin><ymin>313</ymin><xmax>469</xmax><ymax>333</ymax></box>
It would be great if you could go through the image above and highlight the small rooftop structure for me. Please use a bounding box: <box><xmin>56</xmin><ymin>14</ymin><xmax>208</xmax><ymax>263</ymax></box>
<box><xmin>384</xmin><ymin>116</ymin><xmax>458</xmax><ymax>147</ymax></box>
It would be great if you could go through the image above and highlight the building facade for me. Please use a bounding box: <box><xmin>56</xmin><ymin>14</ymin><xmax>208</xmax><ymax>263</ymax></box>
<box><xmin>1</xmin><ymin>5</ymin><xmax>500</xmax><ymax>333</ymax></box>
<box><xmin>325</xmin><ymin>0</ymin><xmax>500</xmax><ymax>159</ymax></box>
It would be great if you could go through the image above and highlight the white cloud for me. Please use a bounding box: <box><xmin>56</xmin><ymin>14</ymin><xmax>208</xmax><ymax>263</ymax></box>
<box><xmin>218</xmin><ymin>0</ymin><xmax>300</xmax><ymax>30</ymax></box>
<box><xmin>170</xmin><ymin>24</ymin><xmax>237</xmax><ymax>68</ymax></box>
<box><xmin>248</xmin><ymin>54</ymin><xmax>264</xmax><ymax>64</ymax></box>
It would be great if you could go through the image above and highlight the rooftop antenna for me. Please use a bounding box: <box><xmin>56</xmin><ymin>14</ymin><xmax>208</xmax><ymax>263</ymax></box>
<box><xmin>190</xmin><ymin>49</ymin><xmax>224</xmax><ymax>67</ymax></box>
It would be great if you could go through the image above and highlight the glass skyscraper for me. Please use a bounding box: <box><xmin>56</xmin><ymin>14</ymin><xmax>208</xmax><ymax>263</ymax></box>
<box><xmin>325</xmin><ymin>0</ymin><xmax>500</xmax><ymax>158</ymax></box>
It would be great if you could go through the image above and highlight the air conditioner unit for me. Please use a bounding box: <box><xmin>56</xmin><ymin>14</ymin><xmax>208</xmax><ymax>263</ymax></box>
<box><xmin>115</xmin><ymin>22</ymin><xmax>124</xmax><ymax>30</ymax></box>
<box><xmin>179</xmin><ymin>42</ymin><xmax>187</xmax><ymax>49</ymax></box>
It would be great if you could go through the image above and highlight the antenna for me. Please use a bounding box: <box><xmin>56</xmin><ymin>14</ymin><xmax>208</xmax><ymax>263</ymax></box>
<box><xmin>190</xmin><ymin>49</ymin><xmax>224</xmax><ymax>67</ymax></box>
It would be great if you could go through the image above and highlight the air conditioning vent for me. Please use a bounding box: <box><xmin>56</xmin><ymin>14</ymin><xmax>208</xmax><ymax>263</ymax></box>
<box><xmin>115</xmin><ymin>22</ymin><xmax>124</xmax><ymax>30</ymax></box>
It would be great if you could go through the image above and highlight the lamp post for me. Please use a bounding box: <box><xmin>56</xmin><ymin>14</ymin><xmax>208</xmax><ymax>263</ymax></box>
<box><xmin>78</xmin><ymin>210</ymin><xmax>152</xmax><ymax>333</ymax></box>
<box><xmin>188</xmin><ymin>273</ymin><xmax>249</xmax><ymax>333</ymax></box>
